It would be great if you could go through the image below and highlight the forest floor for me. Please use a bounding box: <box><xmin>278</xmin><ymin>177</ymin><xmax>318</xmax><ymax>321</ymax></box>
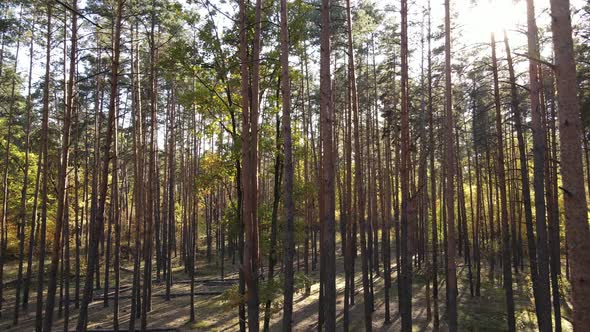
<box><xmin>0</xmin><ymin>243</ymin><xmax>574</xmax><ymax>331</ymax></box>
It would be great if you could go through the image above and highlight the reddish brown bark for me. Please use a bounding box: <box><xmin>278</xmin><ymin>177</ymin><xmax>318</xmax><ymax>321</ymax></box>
<box><xmin>548</xmin><ymin>0</ymin><xmax>590</xmax><ymax>328</ymax></box>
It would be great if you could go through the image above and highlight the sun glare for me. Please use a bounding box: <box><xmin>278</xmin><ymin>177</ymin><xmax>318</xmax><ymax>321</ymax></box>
<box><xmin>462</xmin><ymin>0</ymin><xmax>527</xmax><ymax>44</ymax></box>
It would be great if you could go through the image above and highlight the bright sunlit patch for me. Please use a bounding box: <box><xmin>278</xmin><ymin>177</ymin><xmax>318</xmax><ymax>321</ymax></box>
<box><xmin>461</xmin><ymin>0</ymin><xmax>527</xmax><ymax>45</ymax></box>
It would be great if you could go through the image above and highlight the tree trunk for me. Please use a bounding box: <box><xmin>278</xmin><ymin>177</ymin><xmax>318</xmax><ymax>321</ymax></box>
<box><xmin>34</xmin><ymin>6</ymin><xmax>52</xmax><ymax>331</ymax></box>
<box><xmin>264</xmin><ymin>112</ymin><xmax>282</xmax><ymax>332</ymax></box>
<box><xmin>77</xmin><ymin>1</ymin><xmax>123</xmax><ymax>329</ymax></box>
<box><xmin>238</xmin><ymin>0</ymin><xmax>263</xmax><ymax>328</ymax></box>
<box><xmin>128</xmin><ymin>20</ymin><xmax>143</xmax><ymax>331</ymax></box>
<box><xmin>545</xmin><ymin>75</ymin><xmax>562</xmax><ymax>332</ymax></box>
<box><xmin>280</xmin><ymin>0</ymin><xmax>295</xmax><ymax>326</ymax></box>
<box><xmin>427</xmin><ymin>3</ymin><xmax>439</xmax><ymax>325</ymax></box>
<box><xmin>491</xmin><ymin>33</ymin><xmax>516</xmax><ymax>331</ymax></box>
<box><xmin>14</xmin><ymin>18</ymin><xmax>35</xmax><ymax>324</ymax></box>
<box><xmin>345</xmin><ymin>0</ymin><xmax>372</xmax><ymax>328</ymax></box>
<box><xmin>503</xmin><ymin>31</ymin><xmax>549</xmax><ymax>331</ymax></box>
<box><xmin>142</xmin><ymin>4</ymin><xmax>159</xmax><ymax>327</ymax></box>
<box><xmin>319</xmin><ymin>0</ymin><xmax>336</xmax><ymax>325</ymax></box>
<box><xmin>166</xmin><ymin>88</ymin><xmax>176</xmax><ymax>302</ymax></box>
<box><xmin>548</xmin><ymin>0</ymin><xmax>590</xmax><ymax>328</ymax></box>
<box><xmin>112</xmin><ymin>97</ymin><xmax>121</xmax><ymax>330</ymax></box>
<box><xmin>444</xmin><ymin>0</ymin><xmax>458</xmax><ymax>328</ymax></box>
<box><xmin>400</xmin><ymin>0</ymin><xmax>413</xmax><ymax>329</ymax></box>
<box><xmin>525</xmin><ymin>0</ymin><xmax>553</xmax><ymax>327</ymax></box>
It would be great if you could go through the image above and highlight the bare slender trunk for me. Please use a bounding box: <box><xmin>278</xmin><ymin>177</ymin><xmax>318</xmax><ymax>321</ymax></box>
<box><xmin>444</xmin><ymin>0</ymin><xmax>458</xmax><ymax>328</ymax></box>
<box><xmin>319</xmin><ymin>0</ymin><xmax>335</xmax><ymax>325</ymax></box>
<box><xmin>491</xmin><ymin>33</ymin><xmax>515</xmax><ymax>331</ymax></box>
<box><xmin>280</xmin><ymin>0</ymin><xmax>295</xmax><ymax>325</ymax></box>
<box><xmin>76</xmin><ymin>1</ymin><xmax>122</xmax><ymax>329</ymax></box>
<box><xmin>400</xmin><ymin>0</ymin><xmax>413</xmax><ymax>328</ymax></box>
<box><xmin>14</xmin><ymin>18</ymin><xmax>35</xmax><ymax>324</ymax></box>
<box><xmin>34</xmin><ymin>6</ymin><xmax>52</xmax><ymax>330</ymax></box>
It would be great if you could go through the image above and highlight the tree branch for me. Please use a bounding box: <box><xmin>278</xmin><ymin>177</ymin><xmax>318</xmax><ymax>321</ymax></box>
<box><xmin>53</xmin><ymin>0</ymin><xmax>103</xmax><ymax>29</ymax></box>
<box><xmin>514</xmin><ymin>52</ymin><xmax>555</xmax><ymax>70</ymax></box>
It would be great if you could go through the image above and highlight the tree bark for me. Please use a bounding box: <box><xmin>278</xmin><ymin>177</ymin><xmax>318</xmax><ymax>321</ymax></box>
<box><xmin>280</xmin><ymin>0</ymin><xmax>295</xmax><ymax>326</ymax></box>
<box><xmin>34</xmin><ymin>5</ymin><xmax>52</xmax><ymax>330</ymax></box>
<box><xmin>525</xmin><ymin>0</ymin><xmax>553</xmax><ymax>328</ymax></box>
<box><xmin>427</xmin><ymin>2</ymin><xmax>439</xmax><ymax>326</ymax></box>
<box><xmin>77</xmin><ymin>0</ymin><xmax>123</xmax><ymax>329</ymax></box>
<box><xmin>548</xmin><ymin>0</ymin><xmax>590</xmax><ymax>328</ymax></box>
<box><xmin>444</xmin><ymin>0</ymin><xmax>458</xmax><ymax>328</ymax></box>
<box><xmin>400</xmin><ymin>0</ymin><xmax>413</xmax><ymax>328</ymax></box>
<box><xmin>504</xmin><ymin>31</ymin><xmax>549</xmax><ymax>331</ymax></box>
<box><xmin>14</xmin><ymin>17</ymin><xmax>35</xmax><ymax>325</ymax></box>
<box><xmin>491</xmin><ymin>33</ymin><xmax>516</xmax><ymax>331</ymax></box>
<box><xmin>319</xmin><ymin>0</ymin><xmax>336</xmax><ymax>325</ymax></box>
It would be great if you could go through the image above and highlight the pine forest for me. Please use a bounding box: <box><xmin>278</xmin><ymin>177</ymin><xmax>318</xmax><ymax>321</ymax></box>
<box><xmin>0</xmin><ymin>0</ymin><xmax>589</xmax><ymax>330</ymax></box>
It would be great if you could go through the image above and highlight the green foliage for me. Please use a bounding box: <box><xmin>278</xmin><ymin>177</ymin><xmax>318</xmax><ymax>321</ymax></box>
<box><xmin>196</xmin><ymin>151</ymin><xmax>233</xmax><ymax>196</ymax></box>
<box><xmin>259</xmin><ymin>276</ymin><xmax>283</xmax><ymax>306</ymax></box>
<box><xmin>294</xmin><ymin>271</ymin><xmax>312</xmax><ymax>292</ymax></box>
<box><xmin>0</xmin><ymin>64</ymin><xmax>44</xmax><ymax>256</ymax></box>
<box><xmin>220</xmin><ymin>284</ymin><xmax>245</xmax><ymax>309</ymax></box>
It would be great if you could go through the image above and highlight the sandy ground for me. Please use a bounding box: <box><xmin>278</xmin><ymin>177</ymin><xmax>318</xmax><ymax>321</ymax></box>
<box><xmin>0</xmin><ymin>246</ymin><xmax>573</xmax><ymax>331</ymax></box>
